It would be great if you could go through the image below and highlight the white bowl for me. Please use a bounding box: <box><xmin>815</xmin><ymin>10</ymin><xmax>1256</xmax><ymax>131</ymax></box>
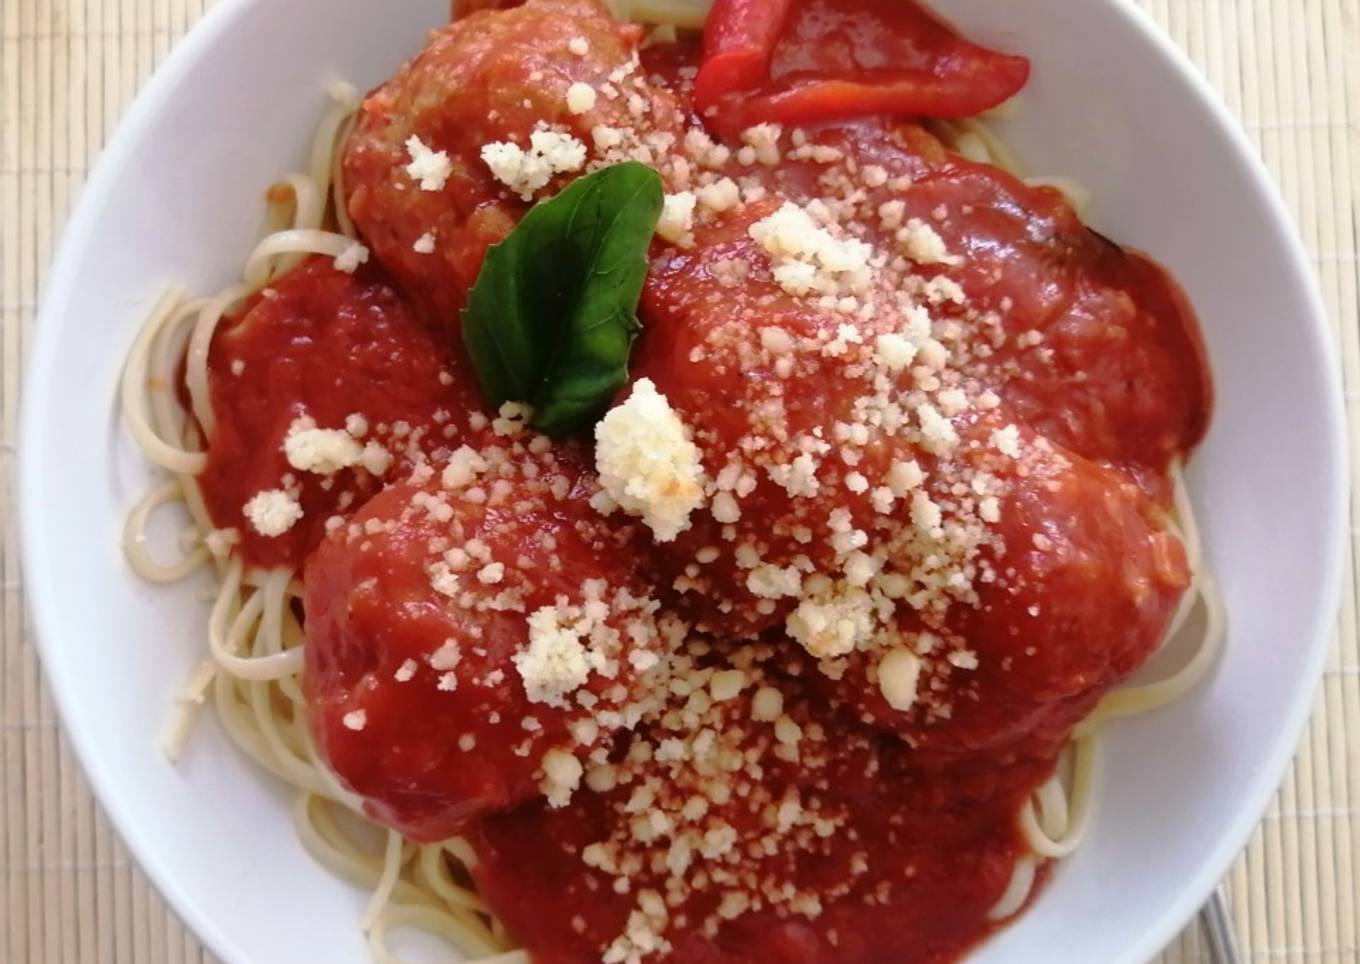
<box><xmin>20</xmin><ymin>1</ymin><xmax>1345</xmax><ymax>962</ymax></box>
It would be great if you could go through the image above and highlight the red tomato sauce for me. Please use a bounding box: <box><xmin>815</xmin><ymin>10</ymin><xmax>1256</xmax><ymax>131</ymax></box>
<box><xmin>303</xmin><ymin>443</ymin><xmax>669</xmax><ymax>841</ymax></box>
<box><xmin>470</xmin><ymin>654</ymin><xmax>1048</xmax><ymax>964</ymax></box>
<box><xmin>788</xmin><ymin>122</ymin><xmax>1210</xmax><ymax>497</ymax></box>
<box><xmin>195</xmin><ymin>257</ymin><xmax>487</xmax><ymax>568</ymax></box>
<box><xmin>183</xmin><ymin>1</ymin><xmax>1216</xmax><ymax>962</ymax></box>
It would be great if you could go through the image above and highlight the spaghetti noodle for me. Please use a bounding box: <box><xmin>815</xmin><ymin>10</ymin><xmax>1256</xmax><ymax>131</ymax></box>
<box><xmin>120</xmin><ymin>85</ymin><xmax>518</xmax><ymax>960</ymax></box>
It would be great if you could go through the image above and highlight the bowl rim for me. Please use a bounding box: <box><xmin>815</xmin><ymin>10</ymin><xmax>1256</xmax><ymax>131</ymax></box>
<box><xmin>1092</xmin><ymin>5</ymin><xmax>1345</xmax><ymax>960</ymax></box>
<box><xmin>18</xmin><ymin>0</ymin><xmax>1347</xmax><ymax>962</ymax></box>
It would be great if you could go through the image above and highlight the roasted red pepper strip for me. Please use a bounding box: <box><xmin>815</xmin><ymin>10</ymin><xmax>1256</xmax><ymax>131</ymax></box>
<box><xmin>696</xmin><ymin>0</ymin><xmax>1030</xmax><ymax>131</ymax></box>
<box><xmin>692</xmin><ymin>0</ymin><xmax>797</xmax><ymax>111</ymax></box>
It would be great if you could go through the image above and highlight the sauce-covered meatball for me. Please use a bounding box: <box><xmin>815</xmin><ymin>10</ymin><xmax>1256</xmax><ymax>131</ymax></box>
<box><xmin>343</xmin><ymin>0</ymin><xmax>686</xmax><ymax>326</ymax></box>
<box><xmin>304</xmin><ymin>439</ymin><xmax>681</xmax><ymax>840</ymax></box>
<box><xmin>196</xmin><ymin>258</ymin><xmax>480</xmax><ymax>568</ymax></box>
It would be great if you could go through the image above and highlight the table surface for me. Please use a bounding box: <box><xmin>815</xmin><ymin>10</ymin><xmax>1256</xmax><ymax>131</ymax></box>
<box><xmin>3</xmin><ymin>1</ymin><xmax>1359</xmax><ymax>961</ymax></box>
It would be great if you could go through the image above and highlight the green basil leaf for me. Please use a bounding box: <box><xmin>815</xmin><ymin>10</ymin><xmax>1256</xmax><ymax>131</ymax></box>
<box><xmin>460</xmin><ymin>161</ymin><xmax>664</xmax><ymax>437</ymax></box>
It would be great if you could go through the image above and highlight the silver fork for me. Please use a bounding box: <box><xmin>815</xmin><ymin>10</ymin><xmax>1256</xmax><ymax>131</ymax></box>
<box><xmin>1199</xmin><ymin>887</ymin><xmax>1242</xmax><ymax>964</ymax></box>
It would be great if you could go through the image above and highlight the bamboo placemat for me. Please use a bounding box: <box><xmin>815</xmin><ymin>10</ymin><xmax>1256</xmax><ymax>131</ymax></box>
<box><xmin>3</xmin><ymin>0</ymin><xmax>1358</xmax><ymax>961</ymax></box>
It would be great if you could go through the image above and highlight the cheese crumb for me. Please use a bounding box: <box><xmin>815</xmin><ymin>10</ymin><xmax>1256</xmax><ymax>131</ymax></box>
<box><xmin>949</xmin><ymin>649</ymin><xmax>979</xmax><ymax>670</ymax></box>
<box><xmin>360</xmin><ymin>442</ymin><xmax>392</xmax><ymax>477</ymax></box>
<box><xmin>695</xmin><ymin>177</ymin><xmax>740</xmax><ymax>214</ymax></box>
<box><xmin>711</xmin><ymin>491</ymin><xmax>740</xmax><ymax>524</ymax></box>
<box><xmin>342</xmin><ymin>709</ymin><xmax>367</xmax><ymax>731</ymax></box>
<box><xmin>592</xmin><ymin>125</ymin><xmax>624</xmax><ymax>152</ymax></box>
<box><xmin>283</xmin><ymin>416</ymin><xmax>363</xmax><ymax>475</ymax></box>
<box><xmin>541</xmin><ymin>748</ymin><xmax>584</xmax><ymax>808</ymax></box>
<box><xmin>566</xmin><ymin>81</ymin><xmax>597</xmax><ymax>115</ymax></box>
<box><xmin>595</xmin><ymin>378</ymin><xmax>706</xmax><ymax>542</ymax></box>
<box><xmin>412</xmin><ymin>231</ymin><xmax>436</xmax><ymax>254</ymax></box>
<box><xmin>492</xmin><ymin>401</ymin><xmax>531</xmax><ymax>437</ymax></box>
<box><xmin>515</xmin><ymin>606</ymin><xmax>592</xmax><ymax>708</ymax></box>
<box><xmin>568</xmin><ymin>36</ymin><xmax>589</xmax><ymax>56</ymax></box>
<box><xmin>481</xmin><ymin>129</ymin><xmax>588</xmax><ymax>200</ymax></box>
<box><xmin>916</xmin><ymin>403</ymin><xmax>959</xmax><ymax>455</ymax></box>
<box><xmin>751</xmin><ymin>686</ymin><xmax>784</xmax><ymax>722</ymax></box>
<box><xmin>878</xmin><ymin>648</ymin><xmax>922</xmax><ymax>711</ymax></box>
<box><xmin>441</xmin><ymin>445</ymin><xmax>488</xmax><ymax>489</ymax></box>
<box><xmin>657</xmin><ymin>192</ymin><xmax>697</xmax><ymax>246</ymax></box>
<box><xmin>786</xmin><ymin>582</ymin><xmax>875</xmax><ymax>659</ymax></box>
<box><xmin>430</xmin><ymin>640</ymin><xmax>462</xmax><ymax>671</ymax></box>
<box><xmin>910</xmin><ymin>490</ymin><xmax>942</xmax><ymax>531</ymax></box>
<box><xmin>404</xmin><ymin>135</ymin><xmax>453</xmax><ymax>192</ymax></box>
<box><xmin>874</xmin><ymin>333</ymin><xmax>917</xmax><ymax>371</ymax></box>
<box><xmin>898</xmin><ymin>218</ymin><xmax>955</xmax><ymax>265</ymax></box>
<box><xmin>242</xmin><ymin>489</ymin><xmax>302</xmax><ymax>537</ymax></box>
<box><xmin>709</xmin><ymin>670</ymin><xmax>747</xmax><ymax>702</ymax></box>
<box><xmin>749</xmin><ymin>202</ymin><xmax>872</xmax><ymax>298</ymax></box>
<box><xmin>923</xmin><ymin>275</ymin><xmax>966</xmax><ymax>305</ymax></box>
<box><xmin>332</xmin><ymin>242</ymin><xmax>369</xmax><ymax>274</ymax></box>
<box><xmin>937</xmin><ymin>388</ymin><xmax>969</xmax><ymax>416</ymax></box>
<box><xmin>739</xmin><ymin>123</ymin><xmax>783</xmax><ymax>165</ymax></box>
<box><xmin>746</xmin><ymin>563</ymin><xmax>803</xmax><ymax>599</ymax></box>
<box><xmin>991</xmin><ymin>424</ymin><xmax>1023</xmax><ymax>458</ymax></box>
<box><xmin>887</xmin><ymin>460</ymin><xmax>925</xmax><ymax>495</ymax></box>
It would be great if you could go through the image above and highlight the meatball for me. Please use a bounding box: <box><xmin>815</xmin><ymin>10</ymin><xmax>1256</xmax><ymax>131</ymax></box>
<box><xmin>468</xmin><ymin>643</ymin><xmax>1040</xmax><ymax>964</ymax></box>
<box><xmin>633</xmin><ymin>200</ymin><xmax>1009</xmax><ymax>641</ymax></box>
<box><xmin>342</xmin><ymin>0</ymin><xmax>686</xmax><ymax>326</ymax></box>
<box><xmin>817</xmin><ymin>428</ymin><xmax>1192</xmax><ymax>763</ymax></box>
<box><xmin>303</xmin><ymin>438</ymin><xmax>681</xmax><ymax>840</ymax></box>
<box><xmin>631</xmin><ymin>196</ymin><xmax>1190</xmax><ymax>764</ymax></box>
<box><xmin>197</xmin><ymin>258</ymin><xmax>482</xmax><ymax>568</ymax></box>
<box><xmin>723</xmin><ymin>119</ymin><xmax>1211</xmax><ymax>495</ymax></box>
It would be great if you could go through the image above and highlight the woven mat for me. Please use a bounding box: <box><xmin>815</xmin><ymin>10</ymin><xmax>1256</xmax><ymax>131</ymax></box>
<box><xmin>3</xmin><ymin>1</ymin><xmax>1358</xmax><ymax>961</ymax></box>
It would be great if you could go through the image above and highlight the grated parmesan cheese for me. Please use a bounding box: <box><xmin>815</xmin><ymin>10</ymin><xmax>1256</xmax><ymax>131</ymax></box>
<box><xmin>877</xmin><ymin>648</ymin><xmax>921</xmax><ymax>711</ymax></box>
<box><xmin>785</xmin><ymin>581</ymin><xmax>876</xmax><ymax>659</ymax></box>
<box><xmin>739</xmin><ymin>124</ymin><xmax>783</xmax><ymax>166</ymax></box>
<box><xmin>991</xmin><ymin>424</ymin><xmax>1022</xmax><ymax>458</ymax></box>
<box><xmin>915</xmin><ymin>403</ymin><xmax>959</xmax><ymax>455</ymax></box>
<box><xmin>515</xmin><ymin>606</ymin><xmax>593</xmax><ymax>708</ymax></box>
<box><xmin>242</xmin><ymin>489</ymin><xmax>302</xmax><ymax>537</ymax></box>
<box><xmin>657</xmin><ymin>192</ymin><xmax>697</xmax><ymax>247</ymax></box>
<box><xmin>595</xmin><ymin>379</ymin><xmax>706</xmax><ymax>543</ymax></box>
<box><xmin>541</xmin><ymin>748</ymin><xmax>584</xmax><ymax>808</ymax></box>
<box><xmin>566</xmin><ymin>81</ymin><xmax>597</xmax><ymax>115</ymax></box>
<box><xmin>898</xmin><ymin>218</ymin><xmax>956</xmax><ymax>265</ymax></box>
<box><xmin>749</xmin><ymin>202</ymin><xmax>872</xmax><ymax>299</ymax></box>
<box><xmin>404</xmin><ymin>135</ymin><xmax>453</xmax><ymax>192</ymax></box>
<box><xmin>283</xmin><ymin>416</ymin><xmax>363</xmax><ymax>475</ymax></box>
<box><xmin>874</xmin><ymin>332</ymin><xmax>917</xmax><ymax>371</ymax></box>
<box><xmin>332</xmin><ymin>242</ymin><xmax>369</xmax><ymax>274</ymax></box>
<box><xmin>481</xmin><ymin>129</ymin><xmax>587</xmax><ymax>200</ymax></box>
<box><xmin>695</xmin><ymin>177</ymin><xmax>740</xmax><ymax>214</ymax></box>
